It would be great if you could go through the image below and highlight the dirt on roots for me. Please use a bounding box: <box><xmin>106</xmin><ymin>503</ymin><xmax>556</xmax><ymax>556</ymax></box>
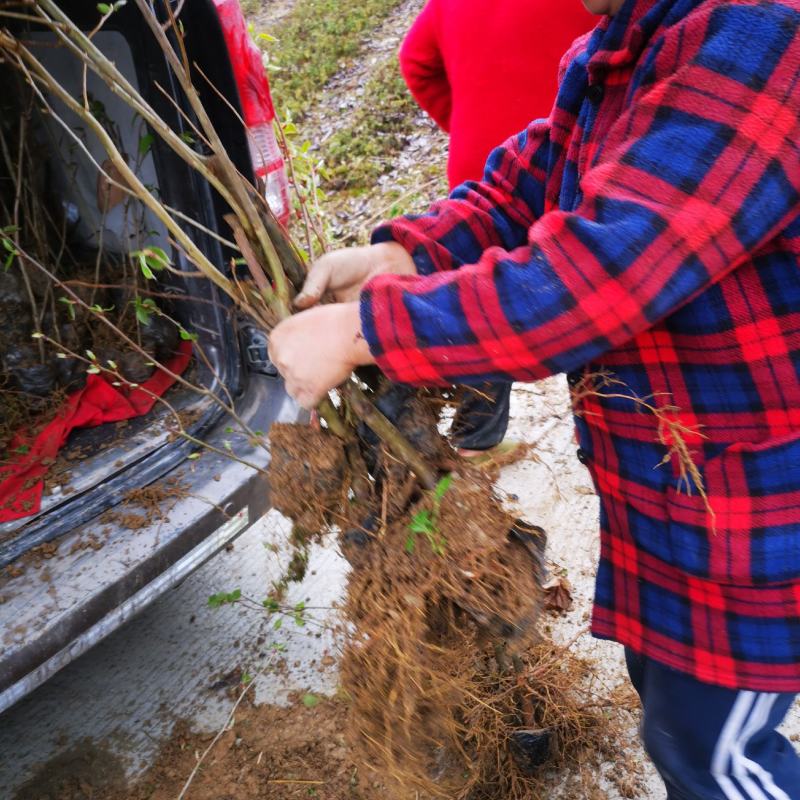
<box><xmin>262</xmin><ymin>419</ymin><xmax>643</xmax><ymax>799</ymax></box>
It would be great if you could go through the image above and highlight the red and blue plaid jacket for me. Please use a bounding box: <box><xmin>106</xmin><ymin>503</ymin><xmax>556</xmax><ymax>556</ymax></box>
<box><xmin>364</xmin><ymin>0</ymin><xmax>800</xmax><ymax>691</ymax></box>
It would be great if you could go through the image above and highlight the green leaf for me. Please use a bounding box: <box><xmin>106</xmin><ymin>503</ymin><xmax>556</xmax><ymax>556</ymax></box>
<box><xmin>179</xmin><ymin>131</ymin><xmax>195</xmax><ymax>144</ymax></box>
<box><xmin>207</xmin><ymin>588</ymin><xmax>241</xmax><ymax>608</ymax></box>
<box><xmin>273</xmin><ymin>616</ymin><xmax>283</xmax><ymax>631</ymax></box>
<box><xmin>138</xmin><ymin>133</ymin><xmax>154</xmax><ymax>156</ymax></box>
<box><xmin>302</xmin><ymin>693</ymin><xmax>319</xmax><ymax>708</ymax></box>
<box><xmin>404</xmin><ymin>533</ymin><xmax>415</xmax><ymax>554</ymax></box>
<box><xmin>133</xmin><ymin>247</ymin><xmax>169</xmax><ymax>281</ymax></box>
<box><xmin>133</xmin><ymin>296</ymin><xmax>157</xmax><ymax>325</ymax></box>
<box><xmin>408</xmin><ymin>511</ymin><xmax>433</xmax><ymax>534</ymax></box>
<box><xmin>179</xmin><ymin>327</ymin><xmax>198</xmax><ymax>342</ymax></box>
<box><xmin>97</xmin><ymin>2</ymin><xmax>111</xmax><ymax>13</ymax></box>
<box><xmin>434</xmin><ymin>474</ymin><xmax>453</xmax><ymax>500</ymax></box>
<box><xmin>58</xmin><ymin>296</ymin><xmax>77</xmax><ymax>321</ymax></box>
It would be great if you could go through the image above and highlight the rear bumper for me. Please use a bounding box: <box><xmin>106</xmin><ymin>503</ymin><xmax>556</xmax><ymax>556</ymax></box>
<box><xmin>0</xmin><ymin>375</ymin><xmax>302</xmax><ymax>714</ymax></box>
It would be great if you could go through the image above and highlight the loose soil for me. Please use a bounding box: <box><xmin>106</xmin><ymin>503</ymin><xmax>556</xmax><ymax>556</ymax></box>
<box><xmin>28</xmin><ymin>641</ymin><xmax>643</xmax><ymax>800</ymax></box>
<box><xmin>103</xmin><ymin>700</ymin><xmax>383</xmax><ymax>800</ymax></box>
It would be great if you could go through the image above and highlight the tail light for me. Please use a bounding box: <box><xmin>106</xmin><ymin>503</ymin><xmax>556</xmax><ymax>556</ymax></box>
<box><xmin>212</xmin><ymin>0</ymin><xmax>291</xmax><ymax>227</ymax></box>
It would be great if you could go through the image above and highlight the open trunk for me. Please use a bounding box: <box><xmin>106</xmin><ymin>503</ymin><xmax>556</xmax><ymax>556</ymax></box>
<box><xmin>0</xmin><ymin>0</ymin><xmax>301</xmax><ymax>712</ymax></box>
<box><xmin>0</xmin><ymin>0</ymin><xmax>255</xmax><ymax>564</ymax></box>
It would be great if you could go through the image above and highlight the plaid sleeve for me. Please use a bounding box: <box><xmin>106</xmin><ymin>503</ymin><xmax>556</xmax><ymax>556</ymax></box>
<box><xmin>362</xmin><ymin>4</ymin><xmax>800</xmax><ymax>387</ymax></box>
<box><xmin>371</xmin><ymin>116</ymin><xmax>553</xmax><ymax>276</ymax></box>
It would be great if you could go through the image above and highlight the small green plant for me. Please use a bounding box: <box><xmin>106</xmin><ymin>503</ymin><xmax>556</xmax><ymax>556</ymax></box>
<box><xmin>405</xmin><ymin>474</ymin><xmax>452</xmax><ymax>556</ymax></box>
<box><xmin>133</xmin><ymin>295</ymin><xmax>158</xmax><ymax>325</ymax></box>
<box><xmin>302</xmin><ymin>692</ymin><xmax>320</xmax><ymax>708</ymax></box>
<box><xmin>207</xmin><ymin>588</ymin><xmax>242</xmax><ymax>608</ymax></box>
<box><xmin>58</xmin><ymin>296</ymin><xmax>78</xmax><ymax>320</ymax></box>
<box><xmin>1</xmin><ymin>229</ymin><xmax>18</xmax><ymax>271</ymax></box>
<box><xmin>96</xmin><ymin>1</ymin><xmax>126</xmax><ymax>16</ymax></box>
<box><xmin>131</xmin><ymin>246</ymin><xmax>170</xmax><ymax>280</ymax></box>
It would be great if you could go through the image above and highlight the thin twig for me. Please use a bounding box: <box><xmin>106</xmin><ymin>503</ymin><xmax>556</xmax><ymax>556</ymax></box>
<box><xmin>176</xmin><ymin>654</ymin><xmax>277</xmax><ymax>800</ymax></box>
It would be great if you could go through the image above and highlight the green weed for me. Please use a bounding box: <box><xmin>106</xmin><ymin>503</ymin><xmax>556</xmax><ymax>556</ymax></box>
<box><xmin>259</xmin><ymin>0</ymin><xmax>404</xmax><ymax>118</ymax></box>
<box><xmin>405</xmin><ymin>474</ymin><xmax>452</xmax><ymax>556</ymax></box>
<box><xmin>324</xmin><ymin>56</ymin><xmax>418</xmax><ymax>191</ymax></box>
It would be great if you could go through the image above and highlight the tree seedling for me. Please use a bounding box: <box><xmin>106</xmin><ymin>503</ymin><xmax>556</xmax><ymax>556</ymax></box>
<box><xmin>405</xmin><ymin>474</ymin><xmax>452</xmax><ymax>556</ymax></box>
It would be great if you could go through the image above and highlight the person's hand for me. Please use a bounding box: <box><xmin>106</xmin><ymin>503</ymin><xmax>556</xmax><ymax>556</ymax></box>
<box><xmin>268</xmin><ymin>302</ymin><xmax>374</xmax><ymax>409</ymax></box>
<box><xmin>293</xmin><ymin>242</ymin><xmax>416</xmax><ymax>309</ymax></box>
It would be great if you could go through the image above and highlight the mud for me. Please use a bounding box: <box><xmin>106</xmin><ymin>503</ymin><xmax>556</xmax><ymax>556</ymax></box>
<box><xmin>13</xmin><ymin>740</ymin><xmax>127</xmax><ymax>800</ymax></box>
<box><xmin>93</xmin><ymin>700</ymin><xmax>390</xmax><ymax>800</ymax></box>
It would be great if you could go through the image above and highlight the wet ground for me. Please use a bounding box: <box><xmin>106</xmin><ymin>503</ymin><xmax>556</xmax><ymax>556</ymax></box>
<box><xmin>0</xmin><ymin>510</ymin><xmax>347</xmax><ymax>795</ymax></box>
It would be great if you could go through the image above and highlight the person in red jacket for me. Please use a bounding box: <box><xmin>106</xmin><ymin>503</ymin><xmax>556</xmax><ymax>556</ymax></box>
<box><xmin>399</xmin><ymin>0</ymin><xmax>593</xmax><ymax>189</ymax></box>
<box><xmin>399</xmin><ymin>0</ymin><xmax>593</xmax><ymax>457</ymax></box>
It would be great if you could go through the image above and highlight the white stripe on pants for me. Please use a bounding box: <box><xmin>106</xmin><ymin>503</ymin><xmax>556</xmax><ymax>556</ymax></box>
<box><xmin>711</xmin><ymin>691</ymin><xmax>791</xmax><ymax>800</ymax></box>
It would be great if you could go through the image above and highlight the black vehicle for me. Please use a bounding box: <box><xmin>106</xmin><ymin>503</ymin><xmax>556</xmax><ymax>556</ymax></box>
<box><xmin>0</xmin><ymin>0</ymin><xmax>300</xmax><ymax>713</ymax></box>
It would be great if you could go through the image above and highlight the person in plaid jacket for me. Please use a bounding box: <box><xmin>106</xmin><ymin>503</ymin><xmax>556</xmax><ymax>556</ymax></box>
<box><xmin>271</xmin><ymin>0</ymin><xmax>800</xmax><ymax>794</ymax></box>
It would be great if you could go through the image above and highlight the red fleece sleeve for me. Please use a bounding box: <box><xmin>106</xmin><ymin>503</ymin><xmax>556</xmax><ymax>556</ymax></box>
<box><xmin>398</xmin><ymin>1</ymin><xmax>451</xmax><ymax>132</ymax></box>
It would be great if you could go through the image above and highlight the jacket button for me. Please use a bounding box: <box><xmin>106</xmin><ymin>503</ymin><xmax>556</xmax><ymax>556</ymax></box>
<box><xmin>576</xmin><ymin>448</ymin><xmax>590</xmax><ymax>465</ymax></box>
<box><xmin>587</xmin><ymin>83</ymin><xmax>604</xmax><ymax>104</ymax></box>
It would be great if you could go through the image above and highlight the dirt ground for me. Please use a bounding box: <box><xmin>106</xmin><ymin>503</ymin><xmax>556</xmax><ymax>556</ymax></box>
<box><xmin>11</xmin><ymin>696</ymin><xmax>366</xmax><ymax>800</ymax></box>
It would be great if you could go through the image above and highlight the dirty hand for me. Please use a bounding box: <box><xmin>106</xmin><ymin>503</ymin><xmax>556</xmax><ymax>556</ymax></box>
<box><xmin>268</xmin><ymin>302</ymin><xmax>374</xmax><ymax>409</ymax></box>
<box><xmin>293</xmin><ymin>242</ymin><xmax>416</xmax><ymax>309</ymax></box>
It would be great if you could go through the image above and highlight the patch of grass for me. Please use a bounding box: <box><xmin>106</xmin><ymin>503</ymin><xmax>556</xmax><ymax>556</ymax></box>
<box><xmin>259</xmin><ymin>0</ymin><xmax>405</xmax><ymax>118</ymax></box>
<box><xmin>239</xmin><ymin>0</ymin><xmax>261</xmax><ymax>16</ymax></box>
<box><xmin>324</xmin><ymin>56</ymin><xmax>418</xmax><ymax>191</ymax></box>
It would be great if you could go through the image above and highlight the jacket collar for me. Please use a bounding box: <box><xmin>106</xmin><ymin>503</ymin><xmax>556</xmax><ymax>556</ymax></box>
<box><xmin>587</xmin><ymin>0</ymin><xmax>704</xmax><ymax>77</ymax></box>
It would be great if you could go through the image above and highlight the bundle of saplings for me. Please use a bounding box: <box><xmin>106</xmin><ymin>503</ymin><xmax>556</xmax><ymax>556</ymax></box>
<box><xmin>0</xmin><ymin>66</ymin><xmax>180</xmax><ymax>455</ymax></box>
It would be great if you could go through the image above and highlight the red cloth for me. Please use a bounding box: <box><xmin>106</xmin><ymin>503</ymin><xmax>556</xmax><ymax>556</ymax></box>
<box><xmin>0</xmin><ymin>341</ymin><xmax>192</xmax><ymax>523</ymax></box>
<box><xmin>399</xmin><ymin>0</ymin><xmax>593</xmax><ymax>189</ymax></box>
